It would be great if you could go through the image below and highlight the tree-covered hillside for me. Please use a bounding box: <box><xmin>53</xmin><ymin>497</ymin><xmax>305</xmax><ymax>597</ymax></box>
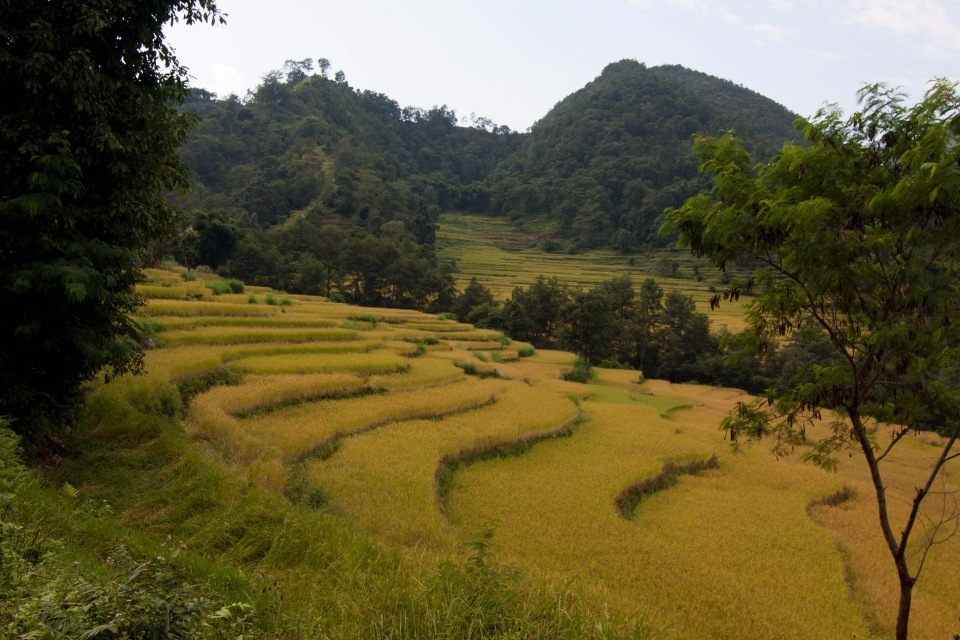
<box><xmin>172</xmin><ymin>59</ymin><xmax>799</xmax><ymax>300</ymax></box>
<box><xmin>170</xmin><ymin>59</ymin><xmax>522</xmax><ymax>306</ymax></box>
<box><xmin>486</xmin><ymin>60</ymin><xmax>801</xmax><ymax>250</ymax></box>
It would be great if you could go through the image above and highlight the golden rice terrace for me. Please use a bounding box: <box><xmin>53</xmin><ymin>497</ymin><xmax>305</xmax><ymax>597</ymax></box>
<box><xmin>129</xmin><ymin>267</ymin><xmax>959</xmax><ymax>640</ymax></box>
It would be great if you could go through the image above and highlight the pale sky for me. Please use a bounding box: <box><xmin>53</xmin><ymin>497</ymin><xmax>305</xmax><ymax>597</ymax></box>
<box><xmin>165</xmin><ymin>0</ymin><xmax>960</xmax><ymax>131</ymax></box>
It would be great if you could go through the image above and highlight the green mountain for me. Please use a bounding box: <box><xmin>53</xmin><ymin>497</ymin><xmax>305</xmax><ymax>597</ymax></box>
<box><xmin>170</xmin><ymin>60</ymin><xmax>521</xmax><ymax>306</ymax></box>
<box><xmin>486</xmin><ymin>60</ymin><xmax>801</xmax><ymax>249</ymax></box>
<box><xmin>172</xmin><ymin>59</ymin><xmax>799</xmax><ymax>302</ymax></box>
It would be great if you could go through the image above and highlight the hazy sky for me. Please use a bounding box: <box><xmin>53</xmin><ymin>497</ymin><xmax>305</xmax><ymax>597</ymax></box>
<box><xmin>166</xmin><ymin>0</ymin><xmax>960</xmax><ymax>131</ymax></box>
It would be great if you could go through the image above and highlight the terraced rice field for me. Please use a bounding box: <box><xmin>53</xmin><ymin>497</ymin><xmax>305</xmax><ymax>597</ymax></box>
<box><xmin>437</xmin><ymin>211</ymin><xmax>750</xmax><ymax>332</ymax></box>
<box><xmin>136</xmin><ymin>269</ymin><xmax>959</xmax><ymax>639</ymax></box>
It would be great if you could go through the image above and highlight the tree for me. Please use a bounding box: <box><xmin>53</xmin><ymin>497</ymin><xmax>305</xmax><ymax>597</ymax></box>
<box><xmin>654</xmin><ymin>291</ymin><xmax>716</xmax><ymax>382</ymax></box>
<box><xmin>0</xmin><ymin>0</ymin><xmax>222</xmax><ymax>435</ymax></box>
<box><xmin>631</xmin><ymin>278</ymin><xmax>663</xmax><ymax>374</ymax></box>
<box><xmin>317</xmin><ymin>57</ymin><xmax>331</xmax><ymax>78</ymax></box>
<box><xmin>559</xmin><ymin>289</ymin><xmax>615</xmax><ymax>364</ymax></box>
<box><xmin>663</xmin><ymin>80</ymin><xmax>960</xmax><ymax>639</ymax></box>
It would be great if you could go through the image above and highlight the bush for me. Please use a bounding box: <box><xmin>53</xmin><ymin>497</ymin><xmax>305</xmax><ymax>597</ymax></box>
<box><xmin>227</xmin><ymin>279</ymin><xmax>245</xmax><ymax>294</ymax></box>
<box><xmin>561</xmin><ymin>357</ymin><xmax>594</xmax><ymax>383</ymax></box>
<box><xmin>598</xmin><ymin>358</ymin><xmax>632</xmax><ymax>370</ymax></box>
<box><xmin>517</xmin><ymin>345</ymin><xmax>535</xmax><ymax>358</ymax></box>
<box><xmin>207</xmin><ymin>281</ymin><xmax>231</xmax><ymax>295</ymax></box>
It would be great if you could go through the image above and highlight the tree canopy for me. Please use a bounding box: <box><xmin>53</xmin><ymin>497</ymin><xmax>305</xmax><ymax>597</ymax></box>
<box><xmin>663</xmin><ymin>80</ymin><xmax>960</xmax><ymax>639</ymax></box>
<box><xmin>486</xmin><ymin>60</ymin><xmax>801</xmax><ymax>250</ymax></box>
<box><xmin>0</xmin><ymin>0</ymin><xmax>221</xmax><ymax>435</ymax></box>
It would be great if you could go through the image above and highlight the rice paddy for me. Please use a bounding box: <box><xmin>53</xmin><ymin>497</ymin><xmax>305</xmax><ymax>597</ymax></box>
<box><xmin>437</xmin><ymin>211</ymin><xmax>751</xmax><ymax>332</ymax></box>
<box><xmin>132</xmin><ymin>270</ymin><xmax>959</xmax><ymax>639</ymax></box>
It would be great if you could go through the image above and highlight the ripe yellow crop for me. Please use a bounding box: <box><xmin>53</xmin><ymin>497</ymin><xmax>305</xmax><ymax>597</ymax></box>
<box><xmin>308</xmin><ymin>383</ymin><xmax>580</xmax><ymax>551</ymax></box>
<box><xmin>136</xmin><ymin>284</ymin><xmax>191</xmax><ymax>299</ymax></box>
<box><xmin>161</xmin><ymin>327</ymin><xmax>357</xmax><ymax>346</ymax></box>
<box><xmin>228</xmin><ymin>350</ymin><xmax>410</xmax><ymax>376</ymax></box>
<box><xmin>142</xmin><ymin>299</ymin><xmax>278</xmax><ymax>317</ymax></box>
<box><xmin>130</xmin><ymin>267</ymin><xmax>958</xmax><ymax>638</ymax></box>
<box><xmin>233</xmin><ymin>378</ymin><xmax>505</xmax><ymax>461</ymax></box>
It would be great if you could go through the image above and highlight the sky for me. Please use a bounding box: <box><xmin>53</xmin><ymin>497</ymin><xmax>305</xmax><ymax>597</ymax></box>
<box><xmin>165</xmin><ymin>0</ymin><xmax>960</xmax><ymax>132</ymax></box>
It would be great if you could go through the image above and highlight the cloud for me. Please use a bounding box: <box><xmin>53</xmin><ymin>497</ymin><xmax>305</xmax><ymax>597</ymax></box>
<box><xmin>771</xmin><ymin>0</ymin><xmax>793</xmax><ymax>11</ymax></box>
<box><xmin>752</xmin><ymin>23</ymin><xmax>786</xmax><ymax>41</ymax></box>
<box><xmin>848</xmin><ymin>0</ymin><xmax>960</xmax><ymax>55</ymax></box>
<box><xmin>208</xmin><ymin>64</ymin><xmax>247</xmax><ymax>97</ymax></box>
<box><xmin>648</xmin><ymin>0</ymin><xmax>742</xmax><ymax>23</ymax></box>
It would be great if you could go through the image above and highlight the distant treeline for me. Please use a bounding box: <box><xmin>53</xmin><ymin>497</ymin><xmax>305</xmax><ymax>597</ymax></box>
<box><xmin>447</xmin><ymin>275</ymin><xmax>828</xmax><ymax>393</ymax></box>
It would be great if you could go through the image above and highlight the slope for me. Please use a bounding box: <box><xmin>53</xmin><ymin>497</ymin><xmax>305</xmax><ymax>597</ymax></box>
<box><xmin>486</xmin><ymin>59</ymin><xmax>801</xmax><ymax>249</ymax></box>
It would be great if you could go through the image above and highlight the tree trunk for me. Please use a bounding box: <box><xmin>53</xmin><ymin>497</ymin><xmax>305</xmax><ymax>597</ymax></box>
<box><xmin>895</xmin><ymin>575</ymin><xmax>913</xmax><ymax>640</ymax></box>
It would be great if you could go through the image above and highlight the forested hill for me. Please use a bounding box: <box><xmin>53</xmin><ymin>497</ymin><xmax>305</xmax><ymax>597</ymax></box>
<box><xmin>168</xmin><ymin>59</ymin><xmax>522</xmax><ymax>306</ymax></box>
<box><xmin>170</xmin><ymin>59</ymin><xmax>799</xmax><ymax>303</ymax></box>
<box><xmin>486</xmin><ymin>60</ymin><xmax>801</xmax><ymax>249</ymax></box>
<box><xmin>174</xmin><ymin>60</ymin><xmax>522</xmax><ymax>237</ymax></box>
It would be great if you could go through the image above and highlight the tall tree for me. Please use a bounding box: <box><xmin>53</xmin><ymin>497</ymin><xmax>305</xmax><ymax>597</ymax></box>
<box><xmin>663</xmin><ymin>80</ymin><xmax>960</xmax><ymax>639</ymax></box>
<box><xmin>0</xmin><ymin>0</ymin><xmax>222</xmax><ymax>435</ymax></box>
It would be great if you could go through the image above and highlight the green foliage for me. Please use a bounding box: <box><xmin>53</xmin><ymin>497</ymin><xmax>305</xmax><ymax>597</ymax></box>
<box><xmin>663</xmin><ymin>80</ymin><xmax>960</xmax><ymax>639</ymax></box>
<box><xmin>452</xmin><ymin>278</ymin><xmax>497</xmax><ymax>322</ymax></box>
<box><xmin>517</xmin><ymin>345</ymin><xmax>536</xmax><ymax>358</ymax></box>
<box><xmin>0</xmin><ymin>421</ymin><xmax>254</xmax><ymax>639</ymax></box>
<box><xmin>207</xmin><ymin>280</ymin><xmax>232</xmax><ymax>295</ymax></box>
<box><xmin>0</xmin><ymin>0</ymin><xmax>221</xmax><ymax>435</ymax></box>
<box><xmin>172</xmin><ymin>57</ymin><xmax>801</xmax><ymax>308</ymax></box>
<box><xmin>561</xmin><ymin>357</ymin><xmax>594</xmax><ymax>384</ymax></box>
<box><xmin>223</xmin><ymin>222</ymin><xmax>457</xmax><ymax>310</ymax></box>
<box><xmin>498</xmin><ymin>274</ymin><xmax>758</xmax><ymax>388</ymax></box>
<box><xmin>8</xmin><ymin>543</ymin><xmax>254</xmax><ymax>639</ymax></box>
<box><xmin>487</xmin><ymin>60</ymin><xmax>800</xmax><ymax>249</ymax></box>
<box><xmin>175</xmin><ymin>367</ymin><xmax>242</xmax><ymax>407</ymax></box>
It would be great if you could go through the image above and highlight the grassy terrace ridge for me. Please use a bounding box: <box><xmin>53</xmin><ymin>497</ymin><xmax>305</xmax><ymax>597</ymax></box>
<box><xmin>437</xmin><ymin>211</ymin><xmax>751</xmax><ymax>332</ymax></box>
<box><xmin>17</xmin><ymin>268</ymin><xmax>959</xmax><ymax>639</ymax></box>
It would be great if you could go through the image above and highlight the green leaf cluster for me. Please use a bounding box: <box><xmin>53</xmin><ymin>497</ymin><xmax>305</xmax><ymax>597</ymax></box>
<box><xmin>0</xmin><ymin>0</ymin><xmax>220</xmax><ymax>434</ymax></box>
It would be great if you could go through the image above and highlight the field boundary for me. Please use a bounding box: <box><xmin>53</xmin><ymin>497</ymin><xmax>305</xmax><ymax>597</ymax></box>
<box><xmin>614</xmin><ymin>454</ymin><xmax>719</xmax><ymax>519</ymax></box>
<box><xmin>434</xmin><ymin>411</ymin><xmax>585</xmax><ymax>514</ymax></box>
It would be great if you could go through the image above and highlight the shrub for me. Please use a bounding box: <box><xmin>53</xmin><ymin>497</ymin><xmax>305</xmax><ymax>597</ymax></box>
<box><xmin>598</xmin><ymin>358</ymin><xmax>632</xmax><ymax>370</ymax></box>
<box><xmin>181</xmin><ymin>271</ymin><xmax>197</xmax><ymax>282</ymax></box>
<box><xmin>517</xmin><ymin>345</ymin><xmax>535</xmax><ymax>358</ymax></box>
<box><xmin>561</xmin><ymin>357</ymin><xmax>594</xmax><ymax>383</ymax></box>
<box><xmin>227</xmin><ymin>279</ymin><xmax>245</xmax><ymax>294</ymax></box>
<box><xmin>207</xmin><ymin>281</ymin><xmax>231</xmax><ymax>295</ymax></box>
